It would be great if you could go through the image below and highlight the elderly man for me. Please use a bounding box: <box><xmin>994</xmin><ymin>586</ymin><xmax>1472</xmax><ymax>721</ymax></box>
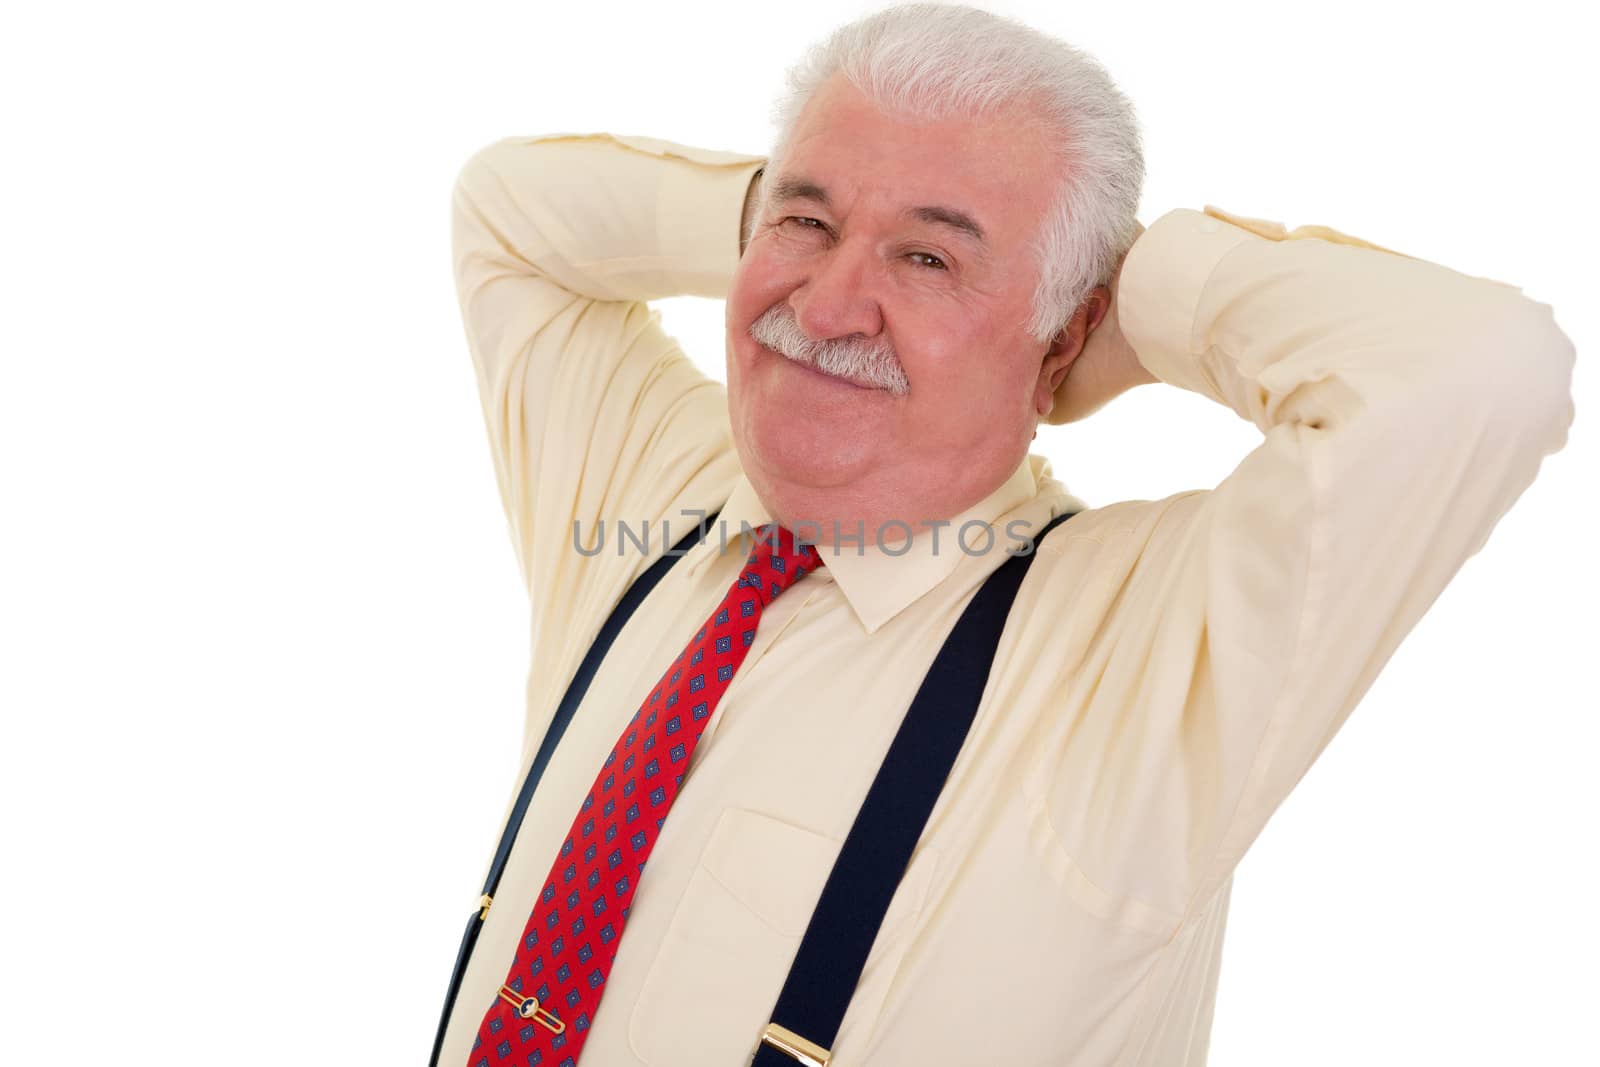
<box><xmin>432</xmin><ymin>5</ymin><xmax>1574</xmax><ymax>1066</ymax></box>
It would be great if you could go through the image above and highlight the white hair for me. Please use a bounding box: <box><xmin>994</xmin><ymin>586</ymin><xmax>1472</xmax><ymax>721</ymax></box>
<box><xmin>764</xmin><ymin>2</ymin><xmax>1144</xmax><ymax>343</ymax></box>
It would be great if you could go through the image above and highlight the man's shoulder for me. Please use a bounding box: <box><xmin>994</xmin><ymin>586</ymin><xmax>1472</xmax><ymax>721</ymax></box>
<box><xmin>1032</xmin><ymin>488</ymin><xmax>1210</xmax><ymax>557</ymax></box>
<box><xmin>1014</xmin><ymin>489</ymin><xmax>1214</xmax><ymax>607</ymax></box>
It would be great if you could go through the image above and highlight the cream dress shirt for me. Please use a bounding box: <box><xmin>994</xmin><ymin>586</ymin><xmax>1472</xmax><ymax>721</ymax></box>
<box><xmin>439</xmin><ymin>132</ymin><xmax>1575</xmax><ymax>1066</ymax></box>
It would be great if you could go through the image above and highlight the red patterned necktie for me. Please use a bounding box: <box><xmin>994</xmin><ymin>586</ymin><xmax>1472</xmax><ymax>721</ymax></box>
<box><xmin>467</xmin><ymin>523</ymin><xmax>821</xmax><ymax>1067</ymax></box>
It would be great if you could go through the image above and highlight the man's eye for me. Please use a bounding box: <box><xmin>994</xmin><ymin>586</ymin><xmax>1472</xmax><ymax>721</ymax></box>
<box><xmin>784</xmin><ymin>216</ymin><xmax>827</xmax><ymax>231</ymax></box>
<box><xmin>908</xmin><ymin>251</ymin><xmax>948</xmax><ymax>271</ymax></box>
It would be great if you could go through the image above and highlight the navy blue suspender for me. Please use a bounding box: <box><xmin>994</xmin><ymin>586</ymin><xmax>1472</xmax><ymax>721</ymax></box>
<box><xmin>428</xmin><ymin>514</ymin><xmax>719</xmax><ymax>1067</ymax></box>
<box><xmin>430</xmin><ymin>508</ymin><xmax>1077</xmax><ymax>1066</ymax></box>
<box><xmin>752</xmin><ymin>508</ymin><xmax>1077</xmax><ymax>1067</ymax></box>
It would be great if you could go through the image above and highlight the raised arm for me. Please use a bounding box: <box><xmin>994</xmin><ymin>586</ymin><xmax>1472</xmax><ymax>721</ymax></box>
<box><xmin>449</xmin><ymin>133</ymin><xmax>765</xmax><ymax>701</ymax></box>
<box><xmin>1052</xmin><ymin>205</ymin><xmax>1575</xmax><ymax>926</ymax></box>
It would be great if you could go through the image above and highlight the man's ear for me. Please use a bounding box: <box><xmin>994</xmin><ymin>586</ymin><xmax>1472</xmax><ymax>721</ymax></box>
<box><xmin>1034</xmin><ymin>286</ymin><xmax>1111</xmax><ymax>418</ymax></box>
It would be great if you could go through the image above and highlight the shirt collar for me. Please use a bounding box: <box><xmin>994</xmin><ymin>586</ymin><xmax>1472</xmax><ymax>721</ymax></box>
<box><xmin>685</xmin><ymin>456</ymin><xmax>1053</xmax><ymax>635</ymax></box>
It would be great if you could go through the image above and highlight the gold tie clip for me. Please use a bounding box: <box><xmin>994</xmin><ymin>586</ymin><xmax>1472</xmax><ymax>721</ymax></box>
<box><xmin>497</xmin><ymin>985</ymin><xmax>566</xmax><ymax>1034</ymax></box>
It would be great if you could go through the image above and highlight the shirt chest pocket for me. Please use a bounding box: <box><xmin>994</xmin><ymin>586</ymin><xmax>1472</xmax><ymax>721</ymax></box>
<box><xmin>627</xmin><ymin>806</ymin><xmax>938</xmax><ymax>1066</ymax></box>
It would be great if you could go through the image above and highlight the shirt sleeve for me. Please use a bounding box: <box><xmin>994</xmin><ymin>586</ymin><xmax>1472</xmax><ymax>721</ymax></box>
<box><xmin>449</xmin><ymin>132</ymin><xmax>765</xmax><ymax>740</ymax></box>
<box><xmin>1113</xmin><ymin>205</ymin><xmax>1576</xmax><ymax>923</ymax></box>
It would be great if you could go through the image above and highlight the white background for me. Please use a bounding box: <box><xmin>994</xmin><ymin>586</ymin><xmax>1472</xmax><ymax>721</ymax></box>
<box><xmin>2</xmin><ymin>1</ymin><xmax>1594</xmax><ymax>1063</ymax></box>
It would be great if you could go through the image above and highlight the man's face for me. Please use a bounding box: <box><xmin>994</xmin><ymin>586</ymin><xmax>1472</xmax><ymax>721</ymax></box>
<box><xmin>726</xmin><ymin>73</ymin><xmax>1078</xmax><ymax>537</ymax></box>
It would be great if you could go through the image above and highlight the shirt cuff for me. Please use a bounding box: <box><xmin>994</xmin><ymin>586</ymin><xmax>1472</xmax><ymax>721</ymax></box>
<box><xmin>1115</xmin><ymin>207</ymin><xmax>1262</xmax><ymax>399</ymax></box>
<box><xmin>1118</xmin><ymin>203</ymin><xmax>1445</xmax><ymax>402</ymax></box>
<box><xmin>624</xmin><ymin>136</ymin><xmax>766</xmax><ymax>299</ymax></box>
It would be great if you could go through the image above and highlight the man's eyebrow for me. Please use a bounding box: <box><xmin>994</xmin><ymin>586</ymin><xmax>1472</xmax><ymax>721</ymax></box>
<box><xmin>905</xmin><ymin>204</ymin><xmax>987</xmax><ymax>248</ymax></box>
<box><xmin>768</xmin><ymin>176</ymin><xmax>830</xmax><ymax>206</ymax></box>
<box><xmin>767</xmin><ymin>175</ymin><xmax>988</xmax><ymax>251</ymax></box>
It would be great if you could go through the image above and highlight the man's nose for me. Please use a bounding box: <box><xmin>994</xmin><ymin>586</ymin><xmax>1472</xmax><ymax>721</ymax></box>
<box><xmin>790</xmin><ymin>239</ymin><xmax>884</xmax><ymax>341</ymax></box>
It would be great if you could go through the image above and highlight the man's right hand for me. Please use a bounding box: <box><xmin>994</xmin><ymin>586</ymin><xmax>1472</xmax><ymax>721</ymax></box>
<box><xmin>740</xmin><ymin>167</ymin><xmax>765</xmax><ymax>256</ymax></box>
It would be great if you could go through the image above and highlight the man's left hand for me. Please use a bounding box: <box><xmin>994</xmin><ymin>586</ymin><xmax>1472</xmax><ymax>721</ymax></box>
<box><xmin>1049</xmin><ymin>220</ymin><xmax>1156</xmax><ymax>424</ymax></box>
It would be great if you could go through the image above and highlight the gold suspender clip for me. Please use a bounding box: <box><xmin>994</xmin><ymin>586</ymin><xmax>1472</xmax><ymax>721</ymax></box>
<box><xmin>477</xmin><ymin>893</ymin><xmax>493</xmax><ymax>920</ymax></box>
<box><xmin>757</xmin><ymin>1022</ymin><xmax>831</xmax><ymax>1067</ymax></box>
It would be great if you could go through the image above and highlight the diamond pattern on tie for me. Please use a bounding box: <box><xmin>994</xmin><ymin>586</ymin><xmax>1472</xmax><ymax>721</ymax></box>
<box><xmin>468</xmin><ymin>524</ymin><xmax>820</xmax><ymax>1066</ymax></box>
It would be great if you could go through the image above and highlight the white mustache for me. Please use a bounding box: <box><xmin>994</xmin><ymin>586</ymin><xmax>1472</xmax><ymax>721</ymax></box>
<box><xmin>748</xmin><ymin>304</ymin><xmax>910</xmax><ymax>396</ymax></box>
